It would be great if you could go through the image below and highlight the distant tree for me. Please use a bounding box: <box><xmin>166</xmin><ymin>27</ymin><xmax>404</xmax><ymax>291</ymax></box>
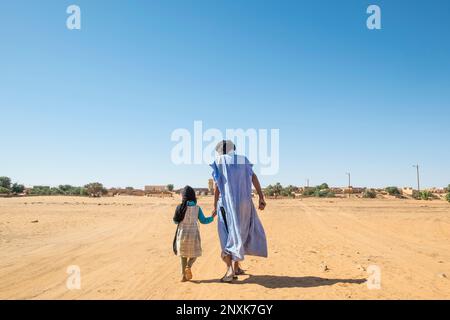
<box><xmin>167</xmin><ymin>184</ymin><xmax>174</xmax><ymax>192</ymax></box>
<box><xmin>0</xmin><ymin>177</ymin><xmax>11</xmax><ymax>190</ymax></box>
<box><xmin>77</xmin><ymin>187</ymin><xmax>88</xmax><ymax>196</ymax></box>
<box><xmin>385</xmin><ymin>186</ymin><xmax>401</xmax><ymax>196</ymax></box>
<box><xmin>58</xmin><ymin>185</ymin><xmax>74</xmax><ymax>194</ymax></box>
<box><xmin>263</xmin><ymin>183</ymin><xmax>284</xmax><ymax>197</ymax></box>
<box><xmin>0</xmin><ymin>186</ymin><xmax>10</xmax><ymax>194</ymax></box>
<box><xmin>30</xmin><ymin>186</ymin><xmax>51</xmax><ymax>195</ymax></box>
<box><xmin>126</xmin><ymin>187</ymin><xmax>134</xmax><ymax>191</ymax></box>
<box><xmin>284</xmin><ymin>185</ymin><xmax>298</xmax><ymax>194</ymax></box>
<box><xmin>273</xmin><ymin>183</ymin><xmax>283</xmax><ymax>196</ymax></box>
<box><xmin>314</xmin><ymin>189</ymin><xmax>335</xmax><ymax>198</ymax></box>
<box><xmin>263</xmin><ymin>185</ymin><xmax>275</xmax><ymax>196</ymax></box>
<box><xmin>303</xmin><ymin>183</ymin><xmax>333</xmax><ymax>197</ymax></box>
<box><xmin>445</xmin><ymin>185</ymin><xmax>450</xmax><ymax>193</ymax></box>
<box><xmin>50</xmin><ymin>187</ymin><xmax>63</xmax><ymax>195</ymax></box>
<box><xmin>84</xmin><ymin>183</ymin><xmax>107</xmax><ymax>197</ymax></box>
<box><xmin>363</xmin><ymin>189</ymin><xmax>377</xmax><ymax>199</ymax></box>
<box><xmin>318</xmin><ymin>183</ymin><xmax>329</xmax><ymax>190</ymax></box>
<box><xmin>446</xmin><ymin>193</ymin><xmax>450</xmax><ymax>203</ymax></box>
<box><xmin>302</xmin><ymin>187</ymin><xmax>316</xmax><ymax>196</ymax></box>
<box><xmin>57</xmin><ymin>185</ymin><xmax>90</xmax><ymax>196</ymax></box>
<box><xmin>11</xmin><ymin>183</ymin><xmax>25</xmax><ymax>194</ymax></box>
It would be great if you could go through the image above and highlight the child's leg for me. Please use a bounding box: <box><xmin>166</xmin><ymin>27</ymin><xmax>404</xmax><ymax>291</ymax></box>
<box><xmin>187</xmin><ymin>258</ymin><xmax>197</xmax><ymax>269</ymax></box>
<box><xmin>181</xmin><ymin>257</ymin><xmax>188</xmax><ymax>277</ymax></box>
<box><xmin>184</xmin><ymin>257</ymin><xmax>196</xmax><ymax>280</ymax></box>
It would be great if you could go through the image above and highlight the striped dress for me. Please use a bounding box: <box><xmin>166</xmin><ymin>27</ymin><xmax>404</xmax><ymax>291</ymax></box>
<box><xmin>176</xmin><ymin>205</ymin><xmax>203</xmax><ymax>258</ymax></box>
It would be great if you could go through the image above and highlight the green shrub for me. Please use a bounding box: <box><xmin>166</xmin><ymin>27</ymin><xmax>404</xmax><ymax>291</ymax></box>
<box><xmin>316</xmin><ymin>189</ymin><xmax>335</xmax><ymax>198</ymax></box>
<box><xmin>57</xmin><ymin>185</ymin><xmax>88</xmax><ymax>196</ymax></box>
<box><xmin>420</xmin><ymin>190</ymin><xmax>433</xmax><ymax>200</ymax></box>
<box><xmin>318</xmin><ymin>183</ymin><xmax>329</xmax><ymax>190</ymax></box>
<box><xmin>30</xmin><ymin>186</ymin><xmax>51</xmax><ymax>195</ymax></box>
<box><xmin>50</xmin><ymin>187</ymin><xmax>63</xmax><ymax>195</ymax></box>
<box><xmin>446</xmin><ymin>193</ymin><xmax>450</xmax><ymax>203</ymax></box>
<box><xmin>264</xmin><ymin>183</ymin><xmax>284</xmax><ymax>197</ymax></box>
<box><xmin>0</xmin><ymin>177</ymin><xmax>11</xmax><ymax>189</ymax></box>
<box><xmin>385</xmin><ymin>186</ymin><xmax>401</xmax><ymax>196</ymax></box>
<box><xmin>84</xmin><ymin>183</ymin><xmax>107</xmax><ymax>197</ymax></box>
<box><xmin>363</xmin><ymin>189</ymin><xmax>377</xmax><ymax>198</ymax></box>
<box><xmin>413</xmin><ymin>190</ymin><xmax>435</xmax><ymax>200</ymax></box>
<box><xmin>11</xmin><ymin>183</ymin><xmax>25</xmax><ymax>194</ymax></box>
<box><xmin>303</xmin><ymin>183</ymin><xmax>333</xmax><ymax>198</ymax></box>
<box><xmin>77</xmin><ymin>187</ymin><xmax>88</xmax><ymax>196</ymax></box>
<box><xmin>302</xmin><ymin>187</ymin><xmax>316</xmax><ymax>196</ymax></box>
<box><xmin>0</xmin><ymin>186</ymin><xmax>10</xmax><ymax>194</ymax></box>
<box><xmin>284</xmin><ymin>185</ymin><xmax>298</xmax><ymax>194</ymax></box>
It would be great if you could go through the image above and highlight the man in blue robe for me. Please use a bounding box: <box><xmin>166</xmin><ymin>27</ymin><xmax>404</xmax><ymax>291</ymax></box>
<box><xmin>211</xmin><ymin>140</ymin><xmax>268</xmax><ymax>282</ymax></box>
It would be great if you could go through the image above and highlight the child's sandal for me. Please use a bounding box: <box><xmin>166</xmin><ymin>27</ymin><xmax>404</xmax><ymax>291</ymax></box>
<box><xmin>184</xmin><ymin>267</ymin><xmax>193</xmax><ymax>280</ymax></box>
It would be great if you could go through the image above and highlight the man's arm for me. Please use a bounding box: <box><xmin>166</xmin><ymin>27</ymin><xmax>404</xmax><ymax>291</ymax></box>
<box><xmin>212</xmin><ymin>183</ymin><xmax>220</xmax><ymax>217</ymax></box>
<box><xmin>252</xmin><ymin>173</ymin><xmax>266</xmax><ymax>210</ymax></box>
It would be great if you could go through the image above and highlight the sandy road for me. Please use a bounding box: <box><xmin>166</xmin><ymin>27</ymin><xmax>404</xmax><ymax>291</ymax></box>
<box><xmin>0</xmin><ymin>196</ymin><xmax>449</xmax><ymax>299</ymax></box>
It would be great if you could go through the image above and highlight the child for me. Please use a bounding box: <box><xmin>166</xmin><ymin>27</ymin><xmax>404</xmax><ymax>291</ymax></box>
<box><xmin>173</xmin><ymin>186</ymin><xmax>216</xmax><ymax>282</ymax></box>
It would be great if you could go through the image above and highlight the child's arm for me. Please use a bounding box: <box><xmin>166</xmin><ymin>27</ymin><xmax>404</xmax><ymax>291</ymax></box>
<box><xmin>198</xmin><ymin>207</ymin><xmax>214</xmax><ymax>224</ymax></box>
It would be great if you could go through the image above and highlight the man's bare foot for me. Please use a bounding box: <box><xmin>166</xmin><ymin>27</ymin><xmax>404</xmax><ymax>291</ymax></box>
<box><xmin>233</xmin><ymin>262</ymin><xmax>245</xmax><ymax>275</ymax></box>
<box><xmin>221</xmin><ymin>273</ymin><xmax>234</xmax><ymax>283</ymax></box>
<box><xmin>234</xmin><ymin>268</ymin><xmax>245</xmax><ymax>275</ymax></box>
<box><xmin>221</xmin><ymin>267</ymin><xmax>235</xmax><ymax>283</ymax></box>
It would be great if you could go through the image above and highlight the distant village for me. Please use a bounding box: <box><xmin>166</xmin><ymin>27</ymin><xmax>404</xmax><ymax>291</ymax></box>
<box><xmin>1</xmin><ymin>176</ymin><xmax>449</xmax><ymax>202</ymax></box>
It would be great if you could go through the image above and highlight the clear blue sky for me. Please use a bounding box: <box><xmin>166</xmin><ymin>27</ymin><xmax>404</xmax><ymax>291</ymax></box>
<box><xmin>1</xmin><ymin>0</ymin><xmax>449</xmax><ymax>189</ymax></box>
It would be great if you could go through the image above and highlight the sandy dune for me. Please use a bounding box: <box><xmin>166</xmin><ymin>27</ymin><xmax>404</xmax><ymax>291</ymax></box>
<box><xmin>0</xmin><ymin>196</ymin><xmax>449</xmax><ymax>299</ymax></box>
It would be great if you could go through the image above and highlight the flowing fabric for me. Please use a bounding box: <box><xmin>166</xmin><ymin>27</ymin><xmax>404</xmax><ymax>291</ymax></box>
<box><xmin>210</xmin><ymin>153</ymin><xmax>268</xmax><ymax>261</ymax></box>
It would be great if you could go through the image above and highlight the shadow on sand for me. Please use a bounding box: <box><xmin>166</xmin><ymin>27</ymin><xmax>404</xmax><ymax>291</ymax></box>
<box><xmin>193</xmin><ymin>275</ymin><xmax>366</xmax><ymax>289</ymax></box>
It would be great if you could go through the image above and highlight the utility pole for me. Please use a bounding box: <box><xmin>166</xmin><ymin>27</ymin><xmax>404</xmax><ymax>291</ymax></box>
<box><xmin>413</xmin><ymin>164</ymin><xmax>420</xmax><ymax>191</ymax></box>
<box><xmin>306</xmin><ymin>178</ymin><xmax>310</xmax><ymax>188</ymax></box>
<box><xmin>346</xmin><ymin>172</ymin><xmax>351</xmax><ymax>188</ymax></box>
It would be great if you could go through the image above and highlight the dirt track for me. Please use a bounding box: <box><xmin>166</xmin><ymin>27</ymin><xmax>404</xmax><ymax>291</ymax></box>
<box><xmin>0</xmin><ymin>196</ymin><xmax>449</xmax><ymax>299</ymax></box>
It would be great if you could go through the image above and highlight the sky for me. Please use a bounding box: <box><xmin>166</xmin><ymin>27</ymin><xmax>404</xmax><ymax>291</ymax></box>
<box><xmin>1</xmin><ymin>0</ymin><xmax>450</xmax><ymax>189</ymax></box>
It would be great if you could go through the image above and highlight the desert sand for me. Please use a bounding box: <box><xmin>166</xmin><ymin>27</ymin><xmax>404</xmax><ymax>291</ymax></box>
<box><xmin>0</xmin><ymin>196</ymin><xmax>449</xmax><ymax>300</ymax></box>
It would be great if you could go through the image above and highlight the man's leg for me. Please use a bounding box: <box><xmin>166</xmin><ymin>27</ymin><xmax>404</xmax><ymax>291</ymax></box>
<box><xmin>221</xmin><ymin>254</ymin><xmax>234</xmax><ymax>282</ymax></box>
<box><xmin>233</xmin><ymin>261</ymin><xmax>245</xmax><ymax>275</ymax></box>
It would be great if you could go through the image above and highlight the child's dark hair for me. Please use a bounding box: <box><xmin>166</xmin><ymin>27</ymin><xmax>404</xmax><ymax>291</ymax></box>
<box><xmin>173</xmin><ymin>186</ymin><xmax>196</xmax><ymax>223</ymax></box>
